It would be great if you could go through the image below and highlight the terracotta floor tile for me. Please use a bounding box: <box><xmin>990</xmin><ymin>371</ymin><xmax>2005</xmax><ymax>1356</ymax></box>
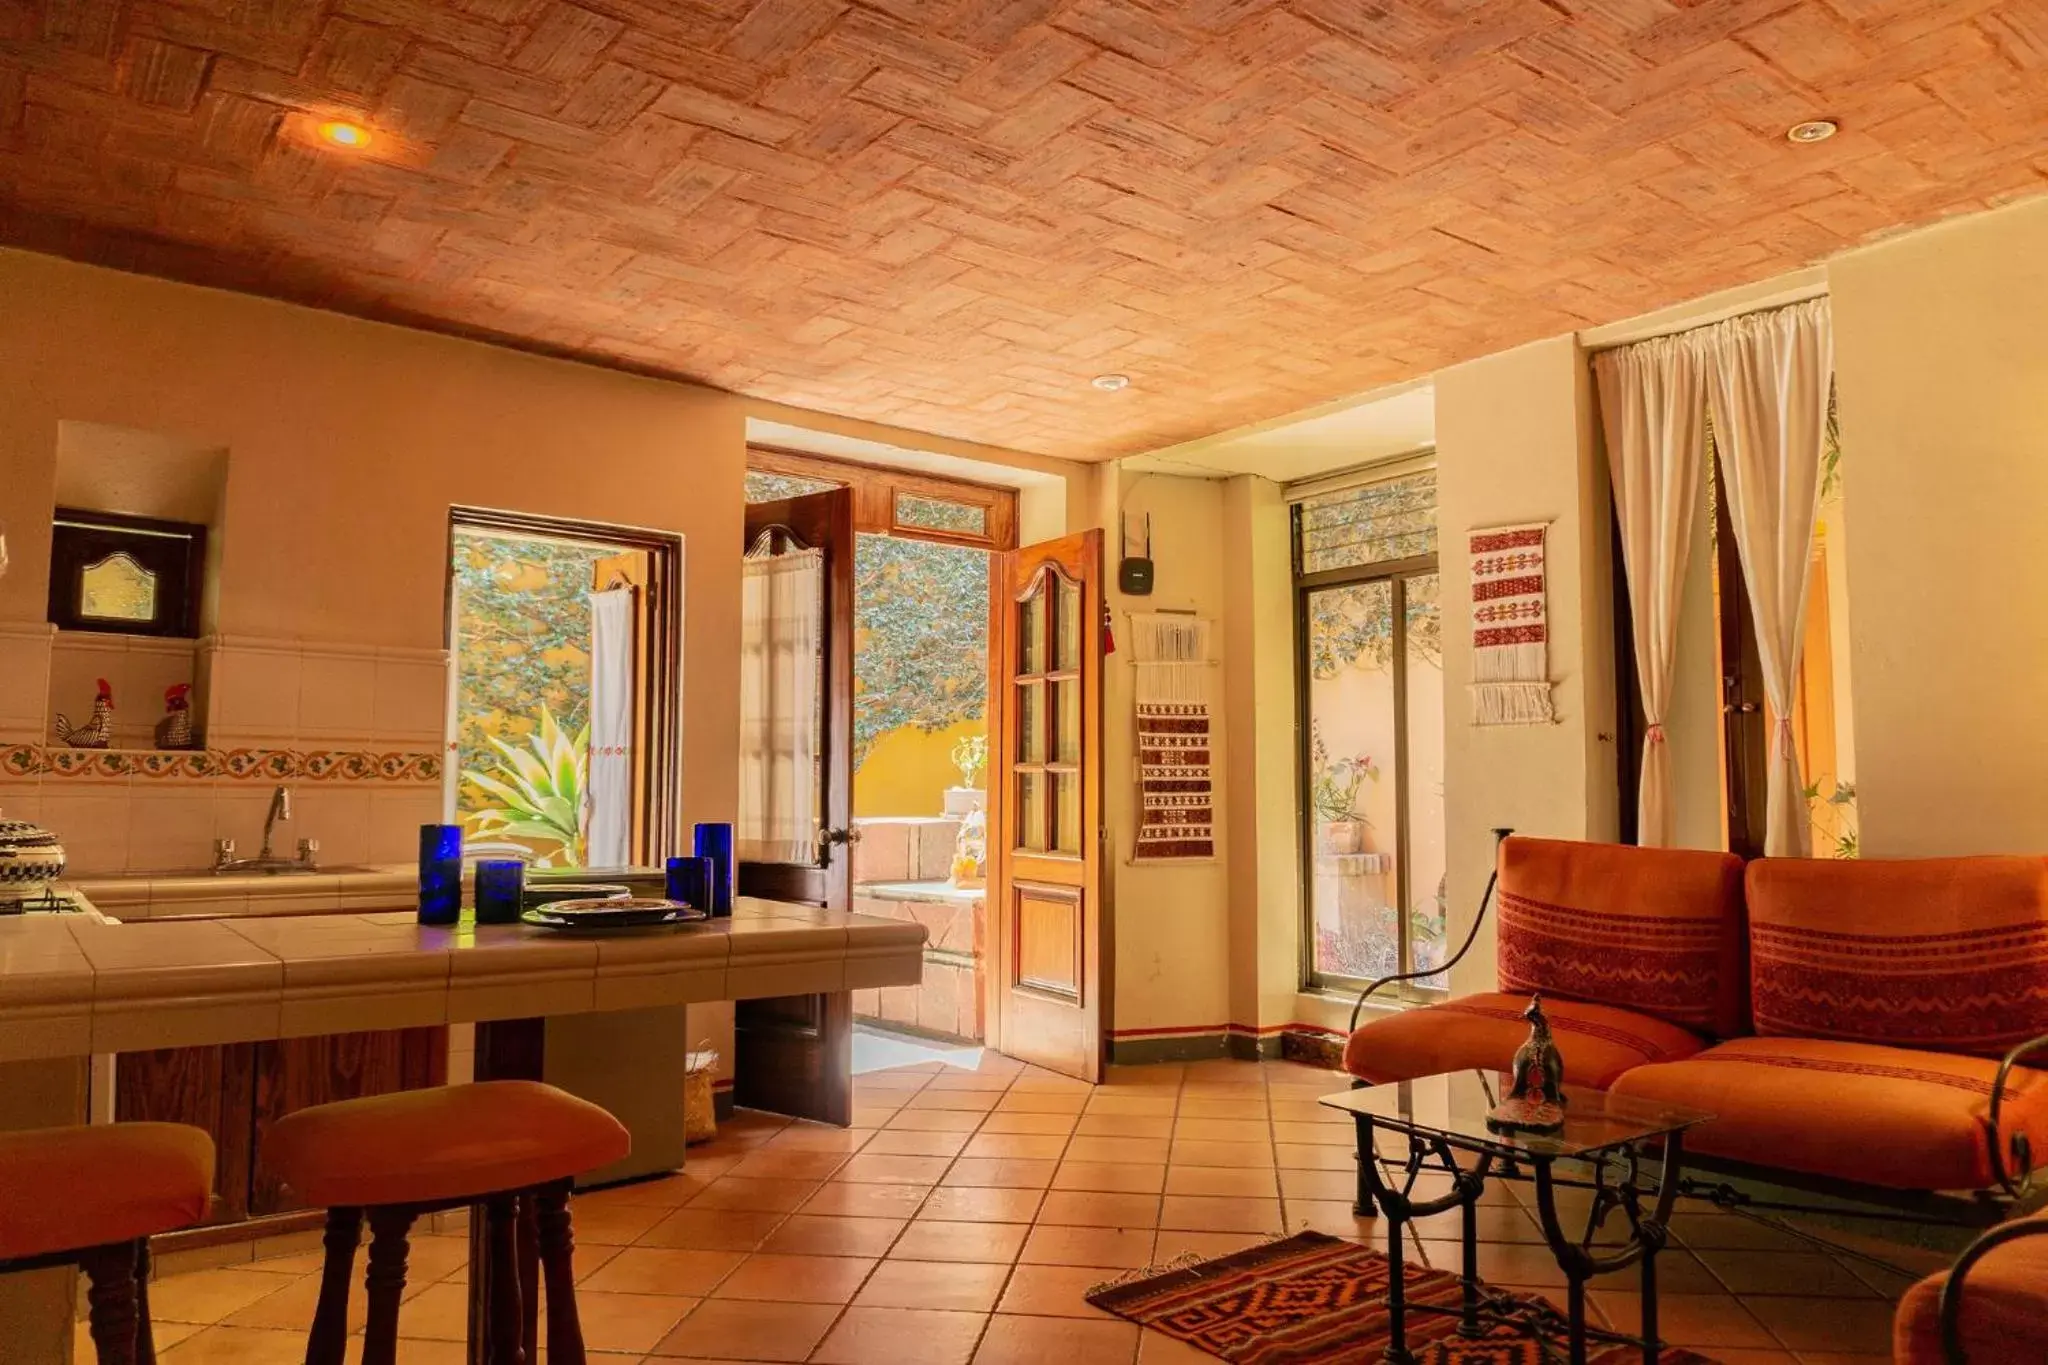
<box><xmin>1036</xmin><ymin>1190</ymin><xmax>1162</xmax><ymax>1229</ymax></box>
<box><xmin>942</xmin><ymin>1158</ymin><xmax>1058</xmax><ymax>1188</ymax></box>
<box><xmin>1084</xmin><ymin>1094</ymin><xmax>1177</xmax><ymax>1117</ymax></box>
<box><xmin>582</xmin><ymin>1247</ymin><xmax>747</xmax><ymax>1297</ymax></box>
<box><xmin>1277</xmin><ymin>1167</ymin><xmax>1358</xmax><ymax>1201</ymax></box>
<box><xmin>1590</xmin><ymin>1290</ymin><xmax>1780</xmax><ymax>1348</ymax></box>
<box><xmin>218</xmin><ymin>1273</ymin><xmax>359</xmax><ymax>1333</ymax></box>
<box><xmin>1167</xmin><ymin>1139</ymin><xmax>1275</xmax><ymax>1169</ymax></box>
<box><xmin>1052</xmin><ymin>1161</ymin><xmax>1168</xmax><ymax>1194</ymax></box>
<box><xmin>1019</xmin><ymin>1224</ymin><xmax>1158</xmax><ymax>1269</ymax></box>
<box><xmin>1271</xmin><ymin>1121</ymin><xmax>1352</xmax><ymax>1146</ymax></box>
<box><xmin>894</xmin><ymin>1219</ymin><xmax>1033</xmax><ymax>1262</ymax></box>
<box><xmin>158</xmin><ymin>1325</ymin><xmax>309</xmax><ymax>1363</ymax></box>
<box><xmin>811</xmin><ymin>1306</ymin><xmax>990</xmax><ymax>1365</ymax></box>
<box><xmin>963</xmin><ymin>1132</ymin><xmax>1070</xmax><ymax>1160</ymax></box>
<box><xmin>1283</xmin><ymin>1198</ymin><xmax>1379</xmax><ymax>1240</ymax></box>
<box><xmin>974</xmin><ymin>1313</ymin><xmax>1141</xmax><ymax>1364</ymax></box>
<box><xmin>578</xmin><ymin>1172</ymin><xmax>715</xmax><ymax>1207</ymax></box>
<box><xmin>1171</xmin><ymin>1118</ymin><xmax>1271</xmax><ymax>1143</ymax></box>
<box><xmin>147</xmin><ymin>1267</ymin><xmax>305</xmax><ymax>1326</ymax></box>
<box><xmin>996</xmin><ymin>1263</ymin><xmax>1125</xmax><ymax>1318</ymax></box>
<box><xmin>863</xmin><ymin>1128</ymin><xmax>976</xmax><ymax>1156</ymax></box>
<box><xmin>1139</xmin><ymin>1325</ymin><xmax>1216</xmax><ymax>1362</ymax></box>
<box><xmin>723</xmin><ymin>1147</ymin><xmax>854</xmax><ymax>1181</ymax></box>
<box><xmin>1103</xmin><ymin>1065</ymin><xmax>1184</xmax><ymax>1088</ymax></box>
<box><xmin>855</xmin><ymin>1070</ymin><xmax>934</xmax><ymax>1093</ymax></box>
<box><xmin>1010</xmin><ymin>1073</ymin><xmax>1097</xmax><ymax>1094</ymax></box>
<box><xmin>574</xmin><ymin>1289</ymin><xmax>701</xmax><ymax>1353</ymax></box>
<box><xmin>1273</xmin><ymin>1143</ymin><xmax>1356</xmax><ymax>1171</ymax></box>
<box><xmin>568</xmin><ymin>1199</ymin><xmax>676</xmax><ymax>1246</ymax></box>
<box><xmin>857</xmin><ymin>1258</ymin><xmax>1013</xmax><ymax>1311</ymax></box>
<box><xmin>759</xmin><ymin>1214</ymin><xmax>908</xmax><ymax>1257</ymax></box>
<box><xmin>1164</xmin><ymin>1165</ymin><xmax>1279</xmax><ymax>1198</ymax></box>
<box><xmin>1174</xmin><ymin>1097</ymin><xmax>1270</xmax><ymax>1120</ymax></box>
<box><xmin>637</xmin><ymin>1207</ymin><xmax>789</xmax><ymax>1252</ymax></box>
<box><xmin>887</xmin><ymin>1108</ymin><xmax>989</xmax><ymax>1133</ymax></box>
<box><xmin>684</xmin><ymin>1177</ymin><xmax>823</xmax><ymax>1214</ymax></box>
<box><xmin>385</xmin><ymin>1281</ymin><xmax>473</xmax><ymax>1339</ymax></box>
<box><xmin>1697</xmin><ymin>1249</ymin><xmax>1882</xmax><ymax>1298</ymax></box>
<box><xmin>651</xmin><ymin>1298</ymin><xmax>841</xmax><ymax>1361</ymax></box>
<box><xmin>921</xmin><ymin>1186</ymin><xmax>1046</xmax><ymax>1223</ymax></box>
<box><xmin>1472</xmin><ymin>1241</ymin><xmax>1571</xmax><ymax>1289</ymax></box>
<box><xmin>1408</xmin><ymin>1202</ymin><xmax>1544</xmax><ymax>1243</ymax></box>
<box><xmin>908</xmin><ymin>1090</ymin><xmax>1004</xmax><ymax>1112</ymax></box>
<box><xmin>1665</xmin><ymin>1213</ymin><xmax>1818</xmax><ymax>1253</ymax></box>
<box><xmin>851</xmin><ymin>1104</ymin><xmax>908</xmax><ymax>1127</ymax></box>
<box><xmin>1064</xmin><ymin>1136</ymin><xmax>1172</xmax><ymax>1164</ymax></box>
<box><xmin>1073</xmin><ymin>1114</ymin><xmax>1174</xmax><ymax>1139</ymax></box>
<box><xmin>1158</xmin><ymin>1195</ymin><xmax>1284</xmax><ymax>1234</ymax></box>
<box><xmin>801</xmin><ymin>1181</ymin><xmax>936</xmax><ymax>1218</ymax></box>
<box><xmin>836</xmin><ymin>1152</ymin><xmax>957</xmax><ymax>1184</ymax></box>
<box><xmin>1743</xmin><ymin>1294</ymin><xmax>1898</xmax><ymax>1353</ymax></box>
<box><xmin>712</xmin><ymin>1252</ymin><xmax>876</xmax><ymax>1303</ymax></box>
<box><xmin>927</xmin><ymin>1070</ymin><xmax>1018</xmax><ymax>1091</ymax></box>
<box><xmin>977</xmin><ymin>1110</ymin><xmax>1080</xmax><ymax>1136</ymax></box>
<box><xmin>1268</xmin><ymin>1100</ymin><xmax>1348</xmax><ymax>1125</ymax></box>
<box><xmin>993</xmin><ymin>1091</ymin><xmax>1090</xmax><ymax>1114</ymax></box>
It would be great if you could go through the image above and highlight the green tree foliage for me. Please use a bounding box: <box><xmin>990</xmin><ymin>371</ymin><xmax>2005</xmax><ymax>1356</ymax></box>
<box><xmin>854</xmin><ymin>533</ymin><xmax>988</xmax><ymax>765</ymax></box>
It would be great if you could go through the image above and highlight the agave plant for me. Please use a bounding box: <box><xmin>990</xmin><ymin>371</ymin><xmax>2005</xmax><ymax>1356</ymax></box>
<box><xmin>463</xmin><ymin>706</ymin><xmax>588</xmax><ymax>865</ymax></box>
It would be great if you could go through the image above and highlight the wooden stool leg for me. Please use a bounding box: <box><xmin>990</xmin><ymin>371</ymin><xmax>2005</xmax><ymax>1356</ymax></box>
<box><xmin>518</xmin><ymin>1195</ymin><xmax>540</xmax><ymax>1364</ymax></box>
<box><xmin>307</xmin><ymin>1207</ymin><xmax>362</xmax><ymax>1365</ymax></box>
<box><xmin>133</xmin><ymin>1240</ymin><xmax>157</xmax><ymax>1365</ymax></box>
<box><xmin>485</xmin><ymin>1194</ymin><xmax>526</xmax><ymax>1365</ymax></box>
<box><xmin>77</xmin><ymin>1241</ymin><xmax>142</xmax><ymax>1365</ymax></box>
<box><xmin>361</xmin><ymin>1207</ymin><xmax>417</xmax><ymax>1365</ymax></box>
<box><xmin>537</xmin><ymin>1182</ymin><xmax>587</xmax><ymax>1365</ymax></box>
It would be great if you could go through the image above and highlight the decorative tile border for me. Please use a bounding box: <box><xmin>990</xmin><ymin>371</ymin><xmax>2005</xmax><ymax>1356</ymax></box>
<box><xmin>1</xmin><ymin>744</ymin><xmax>441</xmax><ymax>783</ymax></box>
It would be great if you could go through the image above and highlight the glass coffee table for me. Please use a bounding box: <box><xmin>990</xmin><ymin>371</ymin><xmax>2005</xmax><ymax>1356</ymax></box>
<box><xmin>1320</xmin><ymin>1071</ymin><xmax>1713</xmax><ymax>1365</ymax></box>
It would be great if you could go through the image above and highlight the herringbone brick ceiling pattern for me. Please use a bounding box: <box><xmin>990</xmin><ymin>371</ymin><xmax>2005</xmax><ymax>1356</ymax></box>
<box><xmin>2</xmin><ymin>1</ymin><xmax>2044</xmax><ymax>459</ymax></box>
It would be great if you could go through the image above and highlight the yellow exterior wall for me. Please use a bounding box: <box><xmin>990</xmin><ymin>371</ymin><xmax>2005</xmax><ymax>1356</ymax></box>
<box><xmin>855</xmin><ymin>717</ymin><xmax>985</xmax><ymax>819</ymax></box>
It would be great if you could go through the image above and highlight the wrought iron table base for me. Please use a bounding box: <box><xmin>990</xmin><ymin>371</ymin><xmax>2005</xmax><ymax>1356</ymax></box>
<box><xmin>1354</xmin><ymin>1114</ymin><xmax>1685</xmax><ymax>1365</ymax></box>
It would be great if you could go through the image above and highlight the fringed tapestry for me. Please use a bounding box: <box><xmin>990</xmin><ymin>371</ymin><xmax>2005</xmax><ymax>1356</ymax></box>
<box><xmin>1130</xmin><ymin>613</ymin><xmax>1215</xmax><ymax>861</ymax></box>
<box><xmin>1468</xmin><ymin>522</ymin><xmax>1556</xmax><ymax>726</ymax></box>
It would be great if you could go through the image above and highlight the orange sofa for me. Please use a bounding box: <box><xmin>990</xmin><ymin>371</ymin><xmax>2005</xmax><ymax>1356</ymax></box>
<box><xmin>1342</xmin><ymin>837</ymin><xmax>2048</xmax><ymax>1203</ymax></box>
<box><xmin>1893</xmin><ymin>1212</ymin><xmax>2048</xmax><ymax>1363</ymax></box>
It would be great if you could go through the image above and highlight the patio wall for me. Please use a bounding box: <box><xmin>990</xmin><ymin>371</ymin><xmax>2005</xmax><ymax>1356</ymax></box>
<box><xmin>848</xmin><ymin>815</ymin><xmax>987</xmax><ymax>1042</ymax></box>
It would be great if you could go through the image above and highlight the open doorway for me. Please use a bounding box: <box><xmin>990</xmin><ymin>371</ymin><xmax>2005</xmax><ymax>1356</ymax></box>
<box><xmin>744</xmin><ymin>452</ymin><xmax>1015</xmax><ymax>1042</ymax></box>
<box><xmin>445</xmin><ymin>509</ymin><xmax>681</xmax><ymax>868</ymax></box>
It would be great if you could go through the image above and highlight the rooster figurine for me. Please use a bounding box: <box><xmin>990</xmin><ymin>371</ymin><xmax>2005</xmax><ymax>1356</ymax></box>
<box><xmin>55</xmin><ymin>678</ymin><xmax>115</xmax><ymax>749</ymax></box>
<box><xmin>155</xmin><ymin>682</ymin><xmax>195</xmax><ymax>750</ymax></box>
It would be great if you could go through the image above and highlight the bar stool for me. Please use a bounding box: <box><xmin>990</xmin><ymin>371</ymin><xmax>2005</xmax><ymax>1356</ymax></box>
<box><xmin>265</xmin><ymin>1079</ymin><xmax>630</xmax><ymax>1365</ymax></box>
<box><xmin>0</xmin><ymin>1122</ymin><xmax>216</xmax><ymax>1365</ymax></box>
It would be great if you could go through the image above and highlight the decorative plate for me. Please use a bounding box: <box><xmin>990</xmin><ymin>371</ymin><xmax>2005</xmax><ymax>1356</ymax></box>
<box><xmin>520</xmin><ymin>897</ymin><xmax>707</xmax><ymax>931</ymax></box>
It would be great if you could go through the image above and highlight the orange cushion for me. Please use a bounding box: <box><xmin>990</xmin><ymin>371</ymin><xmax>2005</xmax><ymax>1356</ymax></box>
<box><xmin>1746</xmin><ymin>855</ymin><xmax>2048</xmax><ymax>1057</ymax></box>
<box><xmin>1894</xmin><ymin>1214</ymin><xmax>2048</xmax><ymax>1362</ymax></box>
<box><xmin>264</xmin><ymin>1081</ymin><xmax>630</xmax><ymax>1209</ymax></box>
<box><xmin>1343</xmin><ymin>991</ymin><xmax>1707</xmax><ymax>1089</ymax></box>
<box><xmin>1496</xmin><ymin>837</ymin><xmax>1748</xmax><ymax>1037</ymax></box>
<box><xmin>1610</xmin><ymin>1037</ymin><xmax>2048</xmax><ymax>1191</ymax></box>
<box><xmin>0</xmin><ymin>1122</ymin><xmax>215</xmax><ymax>1261</ymax></box>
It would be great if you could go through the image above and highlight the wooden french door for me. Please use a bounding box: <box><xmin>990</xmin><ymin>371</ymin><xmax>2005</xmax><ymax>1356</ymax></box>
<box><xmin>737</xmin><ymin>489</ymin><xmax>855</xmax><ymax>909</ymax></box>
<box><xmin>987</xmin><ymin>530</ymin><xmax>1108</xmax><ymax>1082</ymax></box>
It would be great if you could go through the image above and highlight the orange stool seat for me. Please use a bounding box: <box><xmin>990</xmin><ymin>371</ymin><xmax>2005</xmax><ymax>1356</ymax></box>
<box><xmin>266</xmin><ymin>1080</ymin><xmax>629</xmax><ymax>1209</ymax></box>
<box><xmin>0</xmin><ymin>1122</ymin><xmax>215</xmax><ymax>1261</ymax></box>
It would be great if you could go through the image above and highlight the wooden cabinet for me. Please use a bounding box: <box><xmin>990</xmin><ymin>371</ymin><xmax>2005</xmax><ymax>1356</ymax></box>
<box><xmin>116</xmin><ymin>1026</ymin><xmax>446</xmax><ymax>1225</ymax></box>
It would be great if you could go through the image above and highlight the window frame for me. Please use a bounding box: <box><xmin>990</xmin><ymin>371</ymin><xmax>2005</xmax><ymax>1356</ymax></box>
<box><xmin>747</xmin><ymin>447</ymin><xmax>1017</xmax><ymax>552</ymax></box>
<box><xmin>1291</xmin><ymin>484</ymin><xmax>1441</xmax><ymax>1004</ymax></box>
<box><xmin>47</xmin><ymin>507</ymin><xmax>207</xmax><ymax>639</ymax></box>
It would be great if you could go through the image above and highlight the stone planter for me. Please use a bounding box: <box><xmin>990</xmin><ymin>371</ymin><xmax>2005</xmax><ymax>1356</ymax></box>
<box><xmin>1317</xmin><ymin>819</ymin><xmax>1365</xmax><ymax>856</ymax></box>
<box><xmin>942</xmin><ymin>786</ymin><xmax>986</xmax><ymax>817</ymax></box>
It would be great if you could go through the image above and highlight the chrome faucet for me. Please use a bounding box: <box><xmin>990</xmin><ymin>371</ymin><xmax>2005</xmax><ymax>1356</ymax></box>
<box><xmin>214</xmin><ymin>785</ymin><xmax>321</xmax><ymax>874</ymax></box>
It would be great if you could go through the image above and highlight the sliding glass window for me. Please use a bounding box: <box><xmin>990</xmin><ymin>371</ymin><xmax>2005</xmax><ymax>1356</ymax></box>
<box><xmin>1294</xmin><ymin>470</ymin><xmax>1446</xmax><ymax>999</ymax></box>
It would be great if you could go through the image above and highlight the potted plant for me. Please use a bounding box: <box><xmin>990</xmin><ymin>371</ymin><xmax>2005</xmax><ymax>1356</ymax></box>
<box><xmin>944</xmin><ymin>733</ymin><xmax>988</xmax><ymax>818</ymax></box>
<box><xmin>1310</xmin><ymin>722</ymin><xmax>1378</xmax><ymax>855</ymax></box>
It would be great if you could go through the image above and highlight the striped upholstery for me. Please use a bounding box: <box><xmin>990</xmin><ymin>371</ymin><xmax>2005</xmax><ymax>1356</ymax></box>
<box><xmin>1496</xmin><ymin>837</ymin><xmax>1749</xmax><ymax>1037</ymax></box>
<box><xmin>1343</xmin><ymin>991</ymin><xmax>1705</xmax><ymax>1089</ymax></box>
<box><xmin>1746</xmin><ymin>856</ymin><xmax>2048</xmax><ymax>1057</ymax></box>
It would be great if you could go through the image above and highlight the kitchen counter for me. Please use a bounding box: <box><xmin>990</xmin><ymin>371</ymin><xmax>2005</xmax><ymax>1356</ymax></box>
<box><xmin>0</xmin><ymin>895</ymin><xmax>926</xmax><ymax>1064</ymax></box>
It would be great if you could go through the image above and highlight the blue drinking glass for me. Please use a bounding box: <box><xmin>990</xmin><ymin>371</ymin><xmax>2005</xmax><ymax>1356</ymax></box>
<box><xmin>665</xmin><ymin>855</ymin><xmax>714</xmax><ymax>912</ymax></box>
<box><xmin>474</xmin><ymin>858</ymin><xmax>526</xmax><ymax>925</ymax></box>
<box><xmin>417</xmin><ymin>824</ymin><xmax>462</xmax><ymax>926</ymax></box>
<box><xmin>693</xmin><ymin>822</ymin><xmax>736</xmax><ymax>917</ymax></box>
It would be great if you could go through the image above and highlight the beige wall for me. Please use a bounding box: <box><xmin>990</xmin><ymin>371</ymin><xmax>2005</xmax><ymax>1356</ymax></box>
<box><xmin>1434</xmin><ymin>337</ymin><xmax>1619</xmax><ymax>995</ymax></box>
<box><xmin>1829</xmin><ymin>196</ymin><xmax>2048</xmax><ymax>857</ymax></box>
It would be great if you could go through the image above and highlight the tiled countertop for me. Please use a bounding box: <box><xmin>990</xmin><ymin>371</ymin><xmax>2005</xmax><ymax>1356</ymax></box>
<box><xmin>0</xmin><ymin>896</ymin><xmax>926</xmax><ymax>1064</ymax></box>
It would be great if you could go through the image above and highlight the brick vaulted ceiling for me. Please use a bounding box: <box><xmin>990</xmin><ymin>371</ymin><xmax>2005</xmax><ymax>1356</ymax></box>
<box><xmin>1</xmin><ymin>2</ymin><xmax>2044</xmax><ymax>459</ymax></box>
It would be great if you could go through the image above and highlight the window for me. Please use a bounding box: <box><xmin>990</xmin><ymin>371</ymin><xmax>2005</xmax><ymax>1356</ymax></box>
<box><xmin>1295</xmin><ymin>470</ymin><xmax>1446</xmax><ymax>997</ymax></box>
<box><xmin>47</xmin><ymin>509</ymin><xmax>205</xmax><ymax>637</ymax></box>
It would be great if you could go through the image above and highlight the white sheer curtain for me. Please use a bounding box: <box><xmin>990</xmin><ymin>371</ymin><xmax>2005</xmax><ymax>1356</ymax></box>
<box><xmin>738</xmin><ymin>545</ymin><xmax>823</xmax><ymax>865</ymax></box>
<box><xmin>585</xmin><ymin>587</ymin><xmax>635</xmax><ymax>868</ymax></box>
<box><xmin>1594</xmin><ymin>333</ymin><xmax>1709</xmax><ymax>848</ymax></box>
<box><xmin>1699</xmin><ymin>298</ymin><xmax>1834</xmax><ymax>856</ymax></box>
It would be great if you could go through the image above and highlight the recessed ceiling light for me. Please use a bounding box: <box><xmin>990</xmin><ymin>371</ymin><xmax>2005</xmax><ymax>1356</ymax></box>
<box><xmin>1786</xmin><ymin>120</ymin><xmax>1837</xmax><ymax>144</ymax></box>
<box><xmin>317</xmin><ymin>120</ymin><xmax>372</xmax><ymax>149</ymax></box>
<box><xmin>1092</xmin><ymin>374</ymin><xmax>1131</xmax><ymax>392</ymax></box>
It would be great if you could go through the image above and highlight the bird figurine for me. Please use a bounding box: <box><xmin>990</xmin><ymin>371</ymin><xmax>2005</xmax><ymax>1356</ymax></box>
<box><xmin>55</xmin><ymin>678</ymin><xmax>115</xmax><ymax>749</ymax></box>
<box><xmin>155</xmin><ymin>682</ymin><xmax>195</xmax><ymax>750</ymax></box>
<box><xmin>1487</xmin><ymin>992</ymin><xmax>1569</xmax><ymax>1134</ymax></box>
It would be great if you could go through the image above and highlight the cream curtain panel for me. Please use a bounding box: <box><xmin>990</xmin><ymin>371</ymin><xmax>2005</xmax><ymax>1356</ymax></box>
<box><xmin>1700</xmin><ymin>298</ymin><xmax>1834</xmax><ymax>857</ymax></box>
<box><xmin>585</xmin><ymin>587</ymin><xmax>636</xmax><ymax>868</ymax></box>
<box><xmin>738</xmin><ymin>545</ymin><xmax>824</xmax><ymax>866</ymax></box>
<box><xmin>1594</xmin><ymin>335</ymin><xmax>1709</xmax><ymax>849</ymax></box>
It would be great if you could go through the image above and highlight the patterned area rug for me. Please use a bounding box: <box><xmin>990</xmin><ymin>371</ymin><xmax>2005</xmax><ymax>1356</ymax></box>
<box><xmin>1085</xmin><ymin>1232</ymin><xmax>1718</xmax><ymax>1364</ymax></box>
